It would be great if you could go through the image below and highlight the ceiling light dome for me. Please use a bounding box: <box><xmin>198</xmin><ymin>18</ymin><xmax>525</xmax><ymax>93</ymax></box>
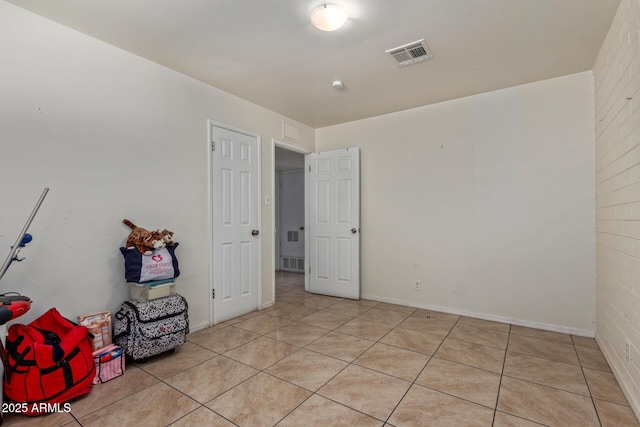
<box><xmin>310</xmin><ymin>4</ymin><xmax>348</xmax><ymax>32</ymax></box>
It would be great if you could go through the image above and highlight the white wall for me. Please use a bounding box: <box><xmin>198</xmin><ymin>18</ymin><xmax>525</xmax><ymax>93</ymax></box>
<box><xmin>594</xmin><ymin>0</ymin><xmax>640</xmax><ymax>417</ymax></box>
<box><xmin>0</xmin><ymin>1</ymin><xmax>314</xmax><ymax>330</ymax></box>
<box><xmin>317</xmin><ymin>71</ymin><xmax>596</xmax><ymax>334</ymax></box>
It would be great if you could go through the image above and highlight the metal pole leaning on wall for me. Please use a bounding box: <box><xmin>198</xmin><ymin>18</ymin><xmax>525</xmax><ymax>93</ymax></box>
<box><xmin>0</xmin><ymin>188</ymin><xmax>49</xmax><ymax>282</ymax></box>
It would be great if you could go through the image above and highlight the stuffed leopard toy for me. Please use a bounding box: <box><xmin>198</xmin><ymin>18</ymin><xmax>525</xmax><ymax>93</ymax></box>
<box><xmin>123</xmin><ymin>219</ymin><xmax>166</xmax><ymax>255</ymax></box>
<box><xmin>160</xmin><ymin>228</ymin><xmax>175</xmax><ymax>246</ymax></box>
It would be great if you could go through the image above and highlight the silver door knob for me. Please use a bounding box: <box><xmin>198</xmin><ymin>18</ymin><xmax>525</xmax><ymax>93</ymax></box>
<box><xmin>351</xmin><ymin>228</ymin><xmax>357</xmax><ymax>234</ymax></box>
<box><xmin>251</xmin><ymin>230</ymin><xmax>260</xmax><ymax>236</ymax></box>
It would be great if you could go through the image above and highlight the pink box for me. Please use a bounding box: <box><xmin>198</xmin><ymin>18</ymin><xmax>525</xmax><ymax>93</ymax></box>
<box><xmin>92</xmin><ymin>344</ymin><xmax>125</xmax><ymax>384</ymax></box>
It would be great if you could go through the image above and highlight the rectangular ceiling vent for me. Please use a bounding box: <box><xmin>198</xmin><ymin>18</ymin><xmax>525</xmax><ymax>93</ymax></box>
<box><xmin>385</xmin><ymin>39</ymin><xmax>433</xmax><ymax>67</ymax></box>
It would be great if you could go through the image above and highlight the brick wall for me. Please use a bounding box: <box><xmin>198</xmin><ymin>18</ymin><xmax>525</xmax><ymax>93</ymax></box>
<box><xmin>594</xmin><ymin>0</ymin><xmax>640</xmax><ymax>416</ymax></box>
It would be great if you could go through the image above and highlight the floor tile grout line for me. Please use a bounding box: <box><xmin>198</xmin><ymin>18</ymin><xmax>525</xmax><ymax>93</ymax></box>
<box><xmin>189</xmin><ymin>323</ymin><xmax>265</xmax><ymax>354</ymax></box>
<box><xmin>414</xmin><ymin>382</ymin><xmax>502</xmax><ymax>412</ymax></box>
<box><xmin>424</xmin><ymin>354</ymin><xmax>503</xmax><ymax>377</ymax></box>
<box><xmin>499</xmin><ymin>372</ymin><xmax>592</xmax><ymax>399</ymax></box>
<box><xmin>162</xmin><ymin>386</ymin><xmax>239</xmax><ymax>427</ymax></box>
<box><xmin>576</xmin><ymin>339</ymin><xmax>605</xmax><ymax>427</ymax></box>
<box><xmin>510</xmin><ymin>331</ymin><xmax>576</xmax><ymax>344</ymax></box>
<box><xmin>493</xmin><ymin>410</ymin><xmax>549</xmax><ymax>427</ymax></box>
<box><xmin>432</xmin><ymin>331</ymin><xmax>508</xmax><ymax>352</ymax></box>
<box><xmin>503</xmin><ymin>348</ymin><xmax>584</xmax><ymax>369</ymax></box>
<box><xmin>492</xmin><ymin>323</ymin><xmax>511</xmax><ymax>426</ymax></box>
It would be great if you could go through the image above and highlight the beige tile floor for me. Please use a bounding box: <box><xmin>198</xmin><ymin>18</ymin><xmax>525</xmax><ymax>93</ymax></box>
<box><xmin>4</xmin><ymin>272</ymin><xmax>639</xmax><ymax>426</ymax></box>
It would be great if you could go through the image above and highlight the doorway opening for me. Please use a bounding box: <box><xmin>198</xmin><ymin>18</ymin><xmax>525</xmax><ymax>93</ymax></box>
<box><xmin>273</xmin><ymin>140</ymin><xmax>309</xmax><ymax>299</ymax></box>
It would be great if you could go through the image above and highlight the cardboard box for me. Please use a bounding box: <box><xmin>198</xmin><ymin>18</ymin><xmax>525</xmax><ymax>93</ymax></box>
<box><xmin>128</xmin><ymin>281</ymin><xmax>176</xmax><ymax>302</ymax></box>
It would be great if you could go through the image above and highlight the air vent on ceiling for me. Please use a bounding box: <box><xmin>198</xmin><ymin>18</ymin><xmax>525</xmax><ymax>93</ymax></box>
<box><xmin>385</xmin><ymin>39</ymin><xmax>433</xmax><ymax>67</ymax></box>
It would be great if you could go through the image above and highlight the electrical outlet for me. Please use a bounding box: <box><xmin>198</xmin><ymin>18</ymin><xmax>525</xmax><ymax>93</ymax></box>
<box><xmin>414</xmin><ymin>280</ymin><xmax>422</xmax><ymax>291</ymax></box>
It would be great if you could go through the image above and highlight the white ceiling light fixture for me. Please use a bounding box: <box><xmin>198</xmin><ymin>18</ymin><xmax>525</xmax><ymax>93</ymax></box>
<box><xmin>310</xmin><ymin>4</ymin><xmax>348</xmax><ymax>32</ymax></box>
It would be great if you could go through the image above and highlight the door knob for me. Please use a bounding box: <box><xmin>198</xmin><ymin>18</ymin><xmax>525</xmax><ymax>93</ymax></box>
<box><xmin>251</xmin><ymin>230</ymin><xmax>260</xmax><ymax>236</ymax></box>
<box><xmin>299</xmin><ymin>226</ymin><xmax>304</xmax><ymax>231</ymax></box>
<box><xmin>351</xmin><ymin>228</ymin><xmax>357</xmax><ymax>234</ymax></box>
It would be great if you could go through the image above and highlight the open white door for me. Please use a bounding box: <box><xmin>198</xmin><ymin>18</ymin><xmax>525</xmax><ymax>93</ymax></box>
<box><xmin>305</xmin><ymin>148</ymin><xmax>360</xmax><ymax>299</ymax></box>
<box><xmin>211</xmin><ymin>124</ymin><xmax>260</xmax><ymax>323</ymax></box>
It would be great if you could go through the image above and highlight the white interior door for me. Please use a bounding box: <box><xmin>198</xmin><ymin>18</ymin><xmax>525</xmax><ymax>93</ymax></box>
<box><xmin>212</xmin><ymin>124</ymin><xmax>260</xmax><ymax>323</ymax></box>
<box><xmin>305</xmin><ymin>148</ymin><xmax>360</xmax><ymax>299</ymax></box>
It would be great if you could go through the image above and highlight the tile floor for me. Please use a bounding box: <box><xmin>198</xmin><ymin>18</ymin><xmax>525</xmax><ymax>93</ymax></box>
<box><xmin>4</xmin><ymin>272</ymin><xmax>639</xmax><ymax>426</ymax></box>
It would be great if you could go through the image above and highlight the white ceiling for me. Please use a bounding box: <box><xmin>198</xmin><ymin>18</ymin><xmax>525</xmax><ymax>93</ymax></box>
<box><xmin>8</xmin><ymin>0</ymin><xmax>621</xmax><ymax>128</ymax></box>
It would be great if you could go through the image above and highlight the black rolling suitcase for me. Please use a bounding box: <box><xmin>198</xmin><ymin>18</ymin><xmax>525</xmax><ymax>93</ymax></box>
<box><xmin>113</xmin><ymin>293</ymin><xmax>188</xmax><ymax>361</ymax></box>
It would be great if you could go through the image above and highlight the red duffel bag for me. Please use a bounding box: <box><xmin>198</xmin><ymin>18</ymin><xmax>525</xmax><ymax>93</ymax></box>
<box><xmin>4</xmin><ymin>308</ymin><xmax>95</xmax><ymax>416</ymax></box>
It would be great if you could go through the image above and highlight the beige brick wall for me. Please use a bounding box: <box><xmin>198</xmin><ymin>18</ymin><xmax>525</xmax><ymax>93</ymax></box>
<box><xmin>594</xmin><ymin>0</ymin><xmax>640</xmax><ymax>416</ymax></box>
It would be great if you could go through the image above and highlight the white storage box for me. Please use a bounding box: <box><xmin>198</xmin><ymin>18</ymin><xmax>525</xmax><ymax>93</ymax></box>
<box><xmin>128</xmin><ymin>281</ymin><xmax>176</xmax><ymax>302</ymax></box>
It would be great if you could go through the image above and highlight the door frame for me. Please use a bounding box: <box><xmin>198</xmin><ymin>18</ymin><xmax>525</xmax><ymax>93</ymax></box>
<box><xmin>208</xmin><ymin>120</ymin><xmax>262</xmax><ymax>326</ymax></box>
<box><xmin>270</xmin><ymin>139</ymin><xmax>311</xmax><ymax>300</ymax></box>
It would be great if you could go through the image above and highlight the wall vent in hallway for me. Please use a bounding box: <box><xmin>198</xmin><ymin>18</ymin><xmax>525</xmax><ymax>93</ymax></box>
<box><xmin>281</xmin><ymin>256</ymin><xmax>304</xmax><ymax>272</ymax></box>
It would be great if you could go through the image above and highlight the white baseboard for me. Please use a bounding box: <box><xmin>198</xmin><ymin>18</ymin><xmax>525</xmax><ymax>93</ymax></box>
<box><xmin>260</xmin><ymin>300</ymin><xmax>275</xmax><ymax>310</ymax></box>
<box><xmin>360</xmin><ymin>293</ymin><xmax>595</xmax><ymax>338</ymax></box>
<box><xmin>188</xmin><ymin>322</ymin><xmax>211</xmax><ymax>333</ymax></box>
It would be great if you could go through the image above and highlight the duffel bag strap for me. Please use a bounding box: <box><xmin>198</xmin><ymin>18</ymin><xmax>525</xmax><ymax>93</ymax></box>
<box><xmin>6</xmin><ymin>335</ymin><xmax>34</xmax><ymax>369</ymax></box>
<box><xmin>0</xmin><ymin>339</ymin><xmax>12</xmax><ymax>381</ymax></box>
<box><xmin>39</xmin><ymin>346</ymin><xmax>82</xmax><ymax>390</ymax></box>
<box><xmin>32</xmin><ymin>326</ymin><xmax>88</xmax><ymax>369</ymax></box>
<box><xmin>123</xmin><ymin>299</ymin><xmax>186</xmax><ymax>324</ymax></box>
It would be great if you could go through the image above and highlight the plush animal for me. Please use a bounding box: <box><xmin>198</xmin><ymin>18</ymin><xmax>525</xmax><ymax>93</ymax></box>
<box><xmin>122</xmin><ymin>219</ymin><xmax>166</xmax><ymax>256</ymax></box>
<box><xmin>159</xmin><ymin>229</ymin><xmax>175</xmax><ymax>246</ymax></box>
